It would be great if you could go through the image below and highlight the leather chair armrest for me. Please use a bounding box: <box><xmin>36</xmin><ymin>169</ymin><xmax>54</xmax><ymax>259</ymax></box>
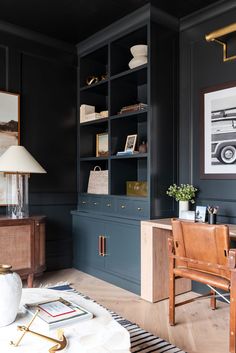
<box><xmin>228</xmin><ymin>249</ymin><xmax>236</xmax><ymax>269</ymax></box>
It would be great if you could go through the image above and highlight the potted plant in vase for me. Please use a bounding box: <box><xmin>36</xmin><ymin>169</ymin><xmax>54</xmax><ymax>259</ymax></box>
<box><xmin>166</xmin><ymin>183</ymin><xmax>198</xmax><ymax>218</ymax></box>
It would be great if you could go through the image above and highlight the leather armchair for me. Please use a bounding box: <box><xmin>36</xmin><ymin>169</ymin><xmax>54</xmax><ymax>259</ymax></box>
<box><xmin>169</xmin><ymin>218</ymin><xmax>236</xmax><ymax>353</ymax></box>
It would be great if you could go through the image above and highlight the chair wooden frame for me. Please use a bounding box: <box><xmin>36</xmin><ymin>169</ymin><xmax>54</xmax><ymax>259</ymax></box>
<box><xmin>169</xmin><ymin>219</ymin><xmax>236</xmax><ymax>353</ymax></box>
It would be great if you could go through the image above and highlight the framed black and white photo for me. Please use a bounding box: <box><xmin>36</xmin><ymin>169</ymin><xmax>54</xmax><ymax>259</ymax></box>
<box><xmin>195</xmin><ymin>206</ymin><xmax>207</xmax><ymax>222</ymax></box>
<box><xmin>124</xmin><ymin>134</ymin><xmax>137</xmax><ymax>152</ymax></box>
<box><xmin>200</xmin><ymin>81</ymin><xmax>236</xmax><ymax>179</ymax></box>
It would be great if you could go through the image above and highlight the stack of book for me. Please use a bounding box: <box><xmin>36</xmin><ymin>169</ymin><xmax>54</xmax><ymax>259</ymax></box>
<box><xmin>24</xmin><ymin>297</ymin><xmax>93</xmax><ymax>328</ymax></box>
<box><xmin>119</xmin><ymin>103</ymin><xmax>148</xmax><ymax>114</ymax></box>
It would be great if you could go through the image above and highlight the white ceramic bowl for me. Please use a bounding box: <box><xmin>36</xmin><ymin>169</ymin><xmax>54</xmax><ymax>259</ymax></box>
<box><xmin>130</xmin><ymin>44</ymin><xmax>148</xmax><ymax>57</ymax></box>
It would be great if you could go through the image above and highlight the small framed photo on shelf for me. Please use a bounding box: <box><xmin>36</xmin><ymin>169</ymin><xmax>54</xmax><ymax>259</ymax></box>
<box><xmin>195</xmin><ymin>205</ymin><xmax>207</xmax><ymax>222</ymax></box>
<box><xmin>124</xmin><ymin>134</ymin><xmax>137</xmax><ymax>152</ymax></box>
<box><xmin>96</xmin><ymin>133</ymin><xmax>108</xmax><ymax>157</ymax></box>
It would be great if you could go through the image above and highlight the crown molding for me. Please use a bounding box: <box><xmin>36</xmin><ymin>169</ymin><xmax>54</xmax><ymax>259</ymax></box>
<box><xmin>0</xmin><ymin>19</ymin><xmax>76</xmax><ymax>53</ymax></box>
<box><xmin>180</xmin><ymin>0</ymin><xmax>236</xmax><ymax>31</ymax></box>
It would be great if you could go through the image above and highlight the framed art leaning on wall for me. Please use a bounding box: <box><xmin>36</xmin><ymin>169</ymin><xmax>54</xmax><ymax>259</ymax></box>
<box><xmin>0</xmin><ymin>91</ymin><xmax>20</xmax><ymax>204</ymax></box>
<box><xmin>200</xmin><ymin>81</ymin><xmax>236</xmax><ymax>179</ymax></box>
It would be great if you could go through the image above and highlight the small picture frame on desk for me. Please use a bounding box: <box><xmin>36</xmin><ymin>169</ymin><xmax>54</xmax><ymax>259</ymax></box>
<box><xmin>195</xmin><ymin>205</ymin><xmax>207</xmax><ymax>222</ymax></box>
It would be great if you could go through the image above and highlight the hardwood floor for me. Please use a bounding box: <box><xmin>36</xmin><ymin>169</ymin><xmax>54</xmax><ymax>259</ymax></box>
<box><xmin>33</xmin><ymin>268</ymin><xmax>229</xmax><ymax>353</ymax></box>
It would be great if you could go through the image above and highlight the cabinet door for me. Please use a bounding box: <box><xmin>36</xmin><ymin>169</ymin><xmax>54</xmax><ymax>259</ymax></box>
<box><xmin>73</xmin><ymin>215</ymin><xmax>105</xmax><ymax>270</ymax></box>
<box><xmin>105</xmin><ymin>221</ymin><xmax>140</xmax><ymax>283</ymax></box>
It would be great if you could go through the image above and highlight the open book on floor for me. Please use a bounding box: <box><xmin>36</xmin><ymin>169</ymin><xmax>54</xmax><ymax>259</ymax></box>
<box><xmin>24</xmin><ymin>297</ymin><xmax>93</xmax><ymax>328</ymax></box>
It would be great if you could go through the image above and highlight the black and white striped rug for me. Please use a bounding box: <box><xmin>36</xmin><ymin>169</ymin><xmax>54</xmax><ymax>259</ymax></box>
<box><xmin>50</xmin><ymin>284</ymin><xmax>186</xmax><ymax>353</ymax></box>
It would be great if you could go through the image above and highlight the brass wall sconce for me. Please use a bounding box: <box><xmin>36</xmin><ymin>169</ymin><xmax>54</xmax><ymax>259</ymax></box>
<box><xmin>205</xmin><ymin>23</ymin><xmax>236</xmax><ymax>62</ymax></box>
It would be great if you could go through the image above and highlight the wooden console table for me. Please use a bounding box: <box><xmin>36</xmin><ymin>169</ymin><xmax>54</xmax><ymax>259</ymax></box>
<box><xmin>141</xmin><ymin>218</ymin><xmax>236</xmax><ymax>303</ymax></box>
<box><xmin>0</xmin><ymin>216</ymin><xmax>46</xmax><ymax>287</ymax></box>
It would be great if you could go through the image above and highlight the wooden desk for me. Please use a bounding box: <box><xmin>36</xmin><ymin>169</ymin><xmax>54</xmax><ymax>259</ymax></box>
<box><xmin>0</xmin><ymin>216</ymin><xmax>46</xmax><ymax>287</ymax></box>
<box><xmin>141</xmin><ymin>218</ymin><xmax>236</xmax><ymax>303</ymax></box>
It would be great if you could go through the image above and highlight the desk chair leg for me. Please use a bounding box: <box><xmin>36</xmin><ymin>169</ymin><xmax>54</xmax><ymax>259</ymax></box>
<box><xmin>169</xmin><ymin>258</ymin><xmax>175</xmax><ymax>326</ymax></box>
<box><xmin>230</xmin><ymin>271</ymin><xmax>236</xmax><ymax>353</ymax></box>
<box><xmin>210</xmin><ymin>289</ymin><xmax>216</xmax><ymax>310</ymax></box>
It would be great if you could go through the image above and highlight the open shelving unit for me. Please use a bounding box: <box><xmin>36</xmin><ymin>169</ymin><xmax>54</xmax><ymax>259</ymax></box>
<box><xmin>73</xmin><ymin>5</ymin><xmax>178</xmax><ymax>294</ymax></box>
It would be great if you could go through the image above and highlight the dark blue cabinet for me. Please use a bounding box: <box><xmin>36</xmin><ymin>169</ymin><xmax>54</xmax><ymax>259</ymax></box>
<box><xmin>72</xmin><ymin>212</ymin><xmax>140</xmax><ymax>294</ymax></box>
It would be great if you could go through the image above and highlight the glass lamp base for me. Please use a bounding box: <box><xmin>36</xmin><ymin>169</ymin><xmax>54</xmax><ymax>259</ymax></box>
<box><xmin>6</xmin><ymin>173</ymin><xmax>29</xmax><ymax>218</ymax></box>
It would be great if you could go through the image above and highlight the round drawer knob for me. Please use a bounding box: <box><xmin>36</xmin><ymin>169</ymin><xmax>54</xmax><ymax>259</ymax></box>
<box><xmin>121</xmin><ymin>205</ymin><xmax>126</xmax><ymax>209</ymax></box>
<box><xmin>137</xmin><ymin>207</ymin><xmax>142</xmax><ymax>211</ymax></box>
<box><xmin>94</xmin><ymin>202</ymin><xmax>98</xmax><ymax>205</ymax></box>
<box><xmin>106</xmin><ymin>203</ymin><xmax>111</xmax><ymax>207</ymax></box>
<box><xmin>82</xmin><ymin>201</ymin><xmax>86</xmax><ymax>204</ymax></box>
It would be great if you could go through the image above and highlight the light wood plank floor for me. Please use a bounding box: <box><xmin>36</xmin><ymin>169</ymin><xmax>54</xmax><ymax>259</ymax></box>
<box><xmin>33</xmin><ymin>268</ymin><xmax>229</xmax><ymax>353</ymax></box>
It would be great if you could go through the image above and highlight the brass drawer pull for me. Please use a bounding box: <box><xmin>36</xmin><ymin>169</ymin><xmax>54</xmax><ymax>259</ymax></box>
<box><xmin>121</xmin><ymin>205</ymin><xmax>126</xmax><ymax>209</ymax></box>
<box><xmin>106</xmin><ymin>203</ymin><xmax>111</xmax><ymax>207</ymax></box>
<box><xmin>98</xmin><ymin>235</ymin><xmax>103</xmax><ymax>256</ymax></box>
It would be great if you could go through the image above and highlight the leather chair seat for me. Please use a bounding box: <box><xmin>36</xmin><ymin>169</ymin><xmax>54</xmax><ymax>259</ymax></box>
<box><xmin>174</xmin><ymin>267</ymin><xmax>230</xmax><ymax>291</ymax></box>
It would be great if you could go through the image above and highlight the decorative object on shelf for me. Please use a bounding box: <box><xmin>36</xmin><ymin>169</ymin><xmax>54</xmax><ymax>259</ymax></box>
<box><xmin>0</xmin><ymin>145</ymin><xmax>46</xmax><ymax>218</ymax></box>
<box><xmin>10</xmin><ymin>309</ymin><xmax>67</xmax><ymax>352</ymax></box>
<box><xmin>195</xmin><ymin>205</ymin><xmax>207</xmax><ymax>222</ymax></box>
<box><xmin>86</xmin><ymin>73</ymin><xmax>108</xmax><ymax>86</ymax></box>
<box><xmin>205</xmin><ymin>23</ymin><xmax>236</xmax><ymax>62</ymax></box>
<box><xmin>200</xmin><ymin>81</ymin><xmax>236</xmax><ymax>179</ymax></box>
<box><xmin>128</xmin><ymin>44</ymin><xmax>148</xmax><ymax>69</ymax></box>
<box><xmin>0</xmin><ymin>264</ymin><xmax>22</xmax><ymax>327</ymax></box>
<box><xmin>207</xmin><ymin>205</ymin><xmax>219</xmax><ymax>224</ymax></box>
<box><xmin>124</xmin><ymin>134</ymin><xmax>137</xmax><ymax>153</ymax></box>
<box><xmin>0</xmin><ymin>91</ymin><xmax>20</xmax><ymax>206</ymax></box>
<box><xmin>87</xmin><ymin>166</ymin><xmax>108</xmax><ymax>195</ymax></box>
<box><xmin>119</xmin><ymin>102</ymin><xmax>147</xmax><ymax>114</ymax></box>
<box><xmin>86</xmin><ymin>75</ymin><xmax>99</xmax><ymax>86</ymax></box>
<box><xmin>180</xmin><ymin>210</ymin><xmax>195</xmax><ymax>221</ymax></box>
<box><xmin>96</xmin><ymin>133</ymin><xmax>108</xmax><ymax>157</ymax></box>
<box><xmin>99</xmin><ymin>110</ymin><xmax>109</xmax><ymax>118</ymax></box>
<box><xmin>126</xmin><ymin>181</ymin><xmax>147</xmax><ymax>197</ymax></box>
<box><xmin>80</xmin><ymin>104</ymin><xmax>95</xmax><ymax>122</ymax></box>
<box><xmin>166</xmin><ymin>183</ymin><xmax>198</xmax><ymax>218</ymax></box>
<box><xmin>138</xmin><ymin>141</ymin><xmax>147</xmax><ymax>153</ymax></box>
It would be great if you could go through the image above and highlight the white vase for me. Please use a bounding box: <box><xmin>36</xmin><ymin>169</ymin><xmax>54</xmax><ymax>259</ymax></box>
<box><xmin>0</xmin><ymin>264</ymin><xmax>22</xmax><ymax>327</ymax></box>
<box><xmin>128</xmin><ymin>44</ymin><xmax>148</xmax><ymax>69</ymax></box>
<box><xmin>178</xmin><ymin>201</ymin><xmax>189</xmax><ymax>218</ymax></box>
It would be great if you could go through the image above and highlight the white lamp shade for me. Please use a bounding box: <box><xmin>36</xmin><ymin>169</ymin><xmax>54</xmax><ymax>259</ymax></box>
<box><xmin>0</xmin><ymin>145</ymin><xmax>46</xmax><ymax>174</ymax></box>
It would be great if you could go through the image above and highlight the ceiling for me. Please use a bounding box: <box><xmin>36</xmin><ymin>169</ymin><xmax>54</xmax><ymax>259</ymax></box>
<box><xmin>0</xmin><ymin>0</ymin><xmax>228</xmax><ymax>44</ymax></box>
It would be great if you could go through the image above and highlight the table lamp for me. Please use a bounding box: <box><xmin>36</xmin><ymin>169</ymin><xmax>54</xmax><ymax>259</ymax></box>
<box><xmin>0</xmin><ymin>145</ymin><xmax>46</xmax><ymax>218</ymax></box>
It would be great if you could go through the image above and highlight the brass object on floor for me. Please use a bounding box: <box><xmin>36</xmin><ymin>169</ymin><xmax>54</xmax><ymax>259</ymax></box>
<box><xmin>205</xmin><ymin>23</ymin><xmax>236</xmax><ymax>62</ymax></box>
<box><xmin>10</xmin><ymin>309</ymin><xmax>67</xmax><ymax>352</ymax></box>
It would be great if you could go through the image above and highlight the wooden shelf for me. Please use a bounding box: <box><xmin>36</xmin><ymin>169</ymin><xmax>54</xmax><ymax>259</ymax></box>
<box><xmin>111</xmin><ymin>153</ymin><xmax>147</xmax><ymax>159</ymax></box>
<box><xmin>110</xmin><ymin>109</ymin><xmax>148</xmax><ymax>121</ymax></box>
<box><xmin>80</xmin><ymin>156</ymin><xmax>109</xmax><ymax>161</ymax></box>
<box><xmin>80</xmin><ymin>117</ymin><xmax>108</xmax><ymax>126</ymax></box>
<box><xmin>80</xmin><ymin>79</ymin><xmax>108</xmax><ymax>92</ymax></box>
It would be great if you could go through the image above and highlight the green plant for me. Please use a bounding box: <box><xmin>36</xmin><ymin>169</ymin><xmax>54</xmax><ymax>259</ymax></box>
<box><xmin>166</xmin><ymin>184</ymin><xmax>197</xmax><ymax>203</ymax></box>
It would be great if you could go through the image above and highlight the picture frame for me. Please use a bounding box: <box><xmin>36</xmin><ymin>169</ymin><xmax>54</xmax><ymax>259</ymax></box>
<box><xmin>200</xmin><ymin>81</ymin><xmax>236</xmax><ymax>179</ymax></box>
<box><xmin>124</xmin><ymin>134</ymin><xmax>137</xmax><ymax>152</ymax></box>
<box><xmin>96</xmin><ymin>132</ymin><xmax>108</xmax><ymax>157</ymax></box>
<box><xmin>0</xmin><ymin>91</ymin><xmax>20</xmax><ymax>205</ymax></box>
<box><xmin>195</xmin><ymin>206</ymin><xmax>207</xmax><ymax>223</ymax></box>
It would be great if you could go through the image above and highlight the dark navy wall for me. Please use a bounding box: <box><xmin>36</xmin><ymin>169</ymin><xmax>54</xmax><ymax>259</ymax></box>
<box><xmin>0</xmin><ymin>29</ymin><xmax>77</xmax><ymax>270</ymax></box>
<box><xmin>179</xmin><ymin>5</ymin><xmax>236</xmax><ymax>225</ymax></box>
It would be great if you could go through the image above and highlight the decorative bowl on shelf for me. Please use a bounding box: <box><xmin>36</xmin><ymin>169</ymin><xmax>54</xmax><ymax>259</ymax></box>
<box><xmin>130</xmin><ymin>44</ymin><xmax>148</xmax><ymax>57</ymax></box>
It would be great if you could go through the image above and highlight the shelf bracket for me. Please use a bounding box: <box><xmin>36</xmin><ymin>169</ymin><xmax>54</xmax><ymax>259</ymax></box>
<box><xmin>205</xmin><ymin>23</ymin><xmax>236</xmax><ymax>62</ymax></box>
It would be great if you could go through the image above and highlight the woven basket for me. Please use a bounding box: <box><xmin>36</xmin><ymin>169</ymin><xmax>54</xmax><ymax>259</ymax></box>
<box><xmin>87</xmin><ymin>166</ymin><xmax>108</xmax><ymax>194</ymax></box>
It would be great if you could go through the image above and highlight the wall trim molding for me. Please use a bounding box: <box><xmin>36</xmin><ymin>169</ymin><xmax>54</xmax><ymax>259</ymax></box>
<box><xmin>0</xmin><ymin>19</ymin><xmax>76</xmax><ymax>53</ymax></box>
<box><xmin>180</xmin><ymin>0</ymin><xmax>236</xmax><ymax>31</ymax></box>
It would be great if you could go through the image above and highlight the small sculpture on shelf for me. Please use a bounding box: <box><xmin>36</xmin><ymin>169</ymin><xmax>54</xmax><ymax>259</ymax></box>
<box><xmin>207</xmin><ymin>205</ymin><xmax>219</xmax><ymax>224</ymax></box>
<box><xmin>128</xmin><ymin>44</ymin><xmax>148</xmax><ymax>69</ymax></box>
<box><xmin>138</xmin><ymin>141</ymin><xmax>147</xmax><ymax>153</ymax></box>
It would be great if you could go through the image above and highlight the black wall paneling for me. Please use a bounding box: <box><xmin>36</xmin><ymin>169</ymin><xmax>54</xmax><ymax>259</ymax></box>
<box><xmin>0</xmin><ymin>27</ymin><xmax>77</xmax><ymax>271</ymax></box>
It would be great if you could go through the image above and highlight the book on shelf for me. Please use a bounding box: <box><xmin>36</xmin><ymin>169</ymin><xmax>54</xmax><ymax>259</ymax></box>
<box><xmin>24</xmin><ymin>297</ymin><xmax>93</xmax><ymax>328</ymax></box>
<box><xmin>116</xmin><ymin>150</ymin><xmax>138</xmax><ymax>156</ymax></box>
<box><xmin>119</xmin><ymin>103</ymin><xmax>148</xmax><ymax>114</ymax></box>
